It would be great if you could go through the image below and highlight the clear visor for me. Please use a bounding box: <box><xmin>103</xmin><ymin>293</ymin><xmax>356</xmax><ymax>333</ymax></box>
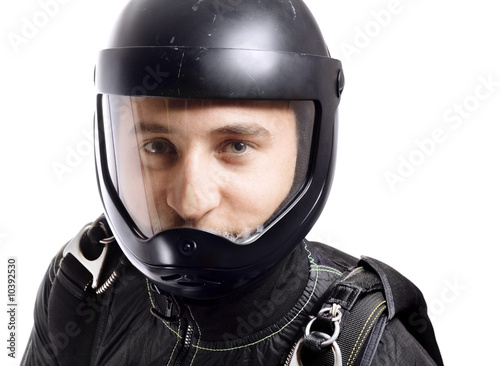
<box><xmin>101</xmin><ymin>95</ymin><xmax>315</xmax><ymax>242</ymax></box>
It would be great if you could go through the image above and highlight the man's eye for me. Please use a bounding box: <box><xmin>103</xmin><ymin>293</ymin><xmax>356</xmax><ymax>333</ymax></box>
<box><xmin>230</xmin><ymin>142</ymin><xmax>248</xmax><ymax>154</ymax></box>
<box><xmin>143</xmin><ymin>140</ymin><xmax>172</xmax><ymax>154</ymax></box>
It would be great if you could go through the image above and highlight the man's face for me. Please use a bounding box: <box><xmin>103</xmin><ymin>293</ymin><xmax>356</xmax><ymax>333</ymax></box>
<box><xmin>113</xmin><ymin>97</ymin><xmax>298</xmax><ymax>240</ymax></box>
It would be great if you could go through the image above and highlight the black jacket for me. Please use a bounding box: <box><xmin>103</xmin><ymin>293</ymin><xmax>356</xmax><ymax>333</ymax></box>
<box><xmin>22</xmin><ymin>239</ymin><xmax>442</xmax><ymax>365</ymax></box>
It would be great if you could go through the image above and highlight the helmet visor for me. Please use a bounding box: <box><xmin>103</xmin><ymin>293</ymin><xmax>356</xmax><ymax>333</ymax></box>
<box><xmin>101</xmin><ymin>95</ymin><xmax>315</xmax><ymax>242</ymax></box>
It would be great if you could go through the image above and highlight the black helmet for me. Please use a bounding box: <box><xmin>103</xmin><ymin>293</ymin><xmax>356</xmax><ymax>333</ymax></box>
<box><xmin>94</xmin><ymin>0</ymin><xmax>344</xmax><ymax>299</ymax></box>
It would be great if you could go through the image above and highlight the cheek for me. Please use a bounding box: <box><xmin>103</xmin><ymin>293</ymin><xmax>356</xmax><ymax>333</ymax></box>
<box><xmin>263</xmin><ymin>151</ymin><xmax>296</xmax><ymax>200</ymax></box>
<box><xmin>115</xmin><ymin>141</ymin><xmax>163</xmax><ymax>230</ymax></box>
<box><xmin>117</xmin><ymin>146</ymin><xmax>143</xmax><ymax>204</ymax></box>
<box><xmin>223</xmin><ymin>150</ymin><xmax>296</xmax><ymax>222</ymax></box>
<box><xmin>226</xmin><ymin>131</ymin><xmax>298</xmax><ymax>222</ymax></box>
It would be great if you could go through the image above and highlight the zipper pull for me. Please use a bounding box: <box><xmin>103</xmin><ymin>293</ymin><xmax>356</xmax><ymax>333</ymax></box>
<box><xmin>149</xmin><ymin>291</ymin><xmax>183</xmax><ymax>325</ymax></box>
<box><xmin>165</xmin><ymin>295</ymin><xmax>174</xmax><ymax>319</ymax></box>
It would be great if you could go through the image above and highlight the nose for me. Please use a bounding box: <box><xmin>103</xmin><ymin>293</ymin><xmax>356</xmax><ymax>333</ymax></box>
<box><xmin>166</xmin><ymin>153</ymin><xmax>221</xmax><ymax>223</ymax></box>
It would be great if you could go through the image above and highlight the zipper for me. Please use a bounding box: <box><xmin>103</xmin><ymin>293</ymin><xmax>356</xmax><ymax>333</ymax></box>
<box><xmin>149</xmin><ymin>288</ymin><xmax>193</xmax><ymax>366</ymax></box>
<box><xmin>173</xmin><ymin>322</ymin><xmax>194</xmax><ymax>366</ymax></box>
<box><xmin>161</xmin><ymin>293</ymin><xmax>193</xmax><ymax>366</ymax></box>
<box><xmin>284</xmin><ymin>342</ymin><xmax>299</xmax><ymax>366</ymax></box>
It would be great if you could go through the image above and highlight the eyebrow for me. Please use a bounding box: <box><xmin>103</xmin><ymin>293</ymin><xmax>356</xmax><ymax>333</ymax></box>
<box><xmin>132</xmin><ymin>121</ymin><xmax>172</xmax><ymax>135</ymax></box>
<box><xmin>131</xmin><ymin>121</ymin><xmax>271</xmax><ymax>138</ymax></box>
<box><xmin>211</xmin><ymin>124</ymin><xmax>271</xmax><ymax>138</ymax></box>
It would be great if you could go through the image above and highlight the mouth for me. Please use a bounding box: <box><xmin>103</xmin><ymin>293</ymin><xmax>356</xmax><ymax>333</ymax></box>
<box><xmin>173</xmin><ymin>224</ymin><xmax>262</xmax><ymax>244</ymax></box>
<box><xmin>150</xmin><ymin>215</ymin><xmax>263</xmax><ymax>244</ymax></box>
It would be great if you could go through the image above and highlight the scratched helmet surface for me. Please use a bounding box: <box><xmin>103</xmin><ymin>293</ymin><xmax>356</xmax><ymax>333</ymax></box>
<box><xmin>94</xmin><ymin>0</ymin><xmax>343</xmax><ymax>299</ymax></box>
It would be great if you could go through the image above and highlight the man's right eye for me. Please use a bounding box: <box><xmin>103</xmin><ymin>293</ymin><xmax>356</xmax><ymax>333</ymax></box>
<box><xmin>143</xmin><ymin>140</ymin><xmax>172</xmax><ymax>154</ymax></box>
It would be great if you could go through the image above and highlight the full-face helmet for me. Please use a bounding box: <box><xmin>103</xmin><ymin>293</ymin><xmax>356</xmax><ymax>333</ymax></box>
<box><xmin>95</xmin><ymin>0</ymin><xmax>344</xmax><ymax>299</ymax></box>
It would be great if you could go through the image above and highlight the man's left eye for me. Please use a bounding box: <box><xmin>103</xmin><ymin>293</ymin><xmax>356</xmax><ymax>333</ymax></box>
<box><xmin>230</xmin><ymin>142</ymin><xmax>248</xmax><ymax>154</ymax></box>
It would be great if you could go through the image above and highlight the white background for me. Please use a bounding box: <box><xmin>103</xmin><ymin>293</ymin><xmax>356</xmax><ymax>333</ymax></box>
<box><xmin>1</xmin><ymin>0</ymin><xmax>499</xmax><ymax>364</ymax></box>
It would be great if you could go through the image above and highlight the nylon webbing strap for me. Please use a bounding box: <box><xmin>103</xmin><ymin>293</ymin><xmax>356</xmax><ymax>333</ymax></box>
<box><xmin>337</xmin><ymin>292</ymin><xmax>386</xmax><ymax>366</ymax></box>
<box><xmin>297</xmin><ymin>268</ymin><xmax>387</xmax><ymax>366</ymax></box>
<box><xmin>47</xmin><ymin>253</ymin><xmax>99</xmax><ymax>366</ymax></box>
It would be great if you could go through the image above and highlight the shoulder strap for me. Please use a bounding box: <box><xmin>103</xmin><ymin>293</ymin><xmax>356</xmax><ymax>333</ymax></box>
<box><xmin>293</xmin><ymin>255</ymin><xmax>443</xmax><ymax>366</ymax></box>
<box><xmin>295</xmin><ymin>266</ymin><xmax>387</xmax><ymax>366</ymax></box>
<box><xmin>46</xmin><ymin>216</ymin><xmax>123</xmax><ymax>365</ymax></box>
<box><xmin>359</xmin><ymin>256</ymin><xmax>443</xmax><ymax>366</ymax></box>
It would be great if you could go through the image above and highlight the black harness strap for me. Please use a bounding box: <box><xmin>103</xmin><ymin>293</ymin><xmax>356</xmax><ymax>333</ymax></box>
<box><xmin>295</xmin><ymin>256</ymin><xmax>444</xmax><ymax>366</ymax></box>
<box><xmin>46</xmin><ymin>217</ymin><xmax>122</xmax><ymax>366</ymax></box>
<box><xmin>359</xmin><ymin>256</ymin><xmax>444</xmax><ymax>366</ymax></box>
<box><xmin>47</xmin><ymin>253</ymin><xmax>99</xmax><ymax>365</ymax></box>
<box><xmin>297</xmin><ymin>267</ymin><xmax>387</xmax><ymax>366</ymax></box>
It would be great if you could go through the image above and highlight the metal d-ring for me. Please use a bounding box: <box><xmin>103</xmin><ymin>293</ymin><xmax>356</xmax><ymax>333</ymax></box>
<box><xmin>305</xmin><ymin>304</ymin><xmax>343</xmax><ymax>348</ymax></box>
<box><xmin>91</xmin><ymin>217</ymin><xmax>115</xmax><ymax>245</ymax></box>
<box><xmin>331</xmin><ymin>340</ymin><xmax>342</xmax><ymax>366</ymax></box>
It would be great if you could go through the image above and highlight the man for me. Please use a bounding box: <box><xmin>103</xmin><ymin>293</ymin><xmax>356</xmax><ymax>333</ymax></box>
<box><xmin>22</xmin><ymin>0</ymin><xmax>443</xmax><ymax>365</ymax></box>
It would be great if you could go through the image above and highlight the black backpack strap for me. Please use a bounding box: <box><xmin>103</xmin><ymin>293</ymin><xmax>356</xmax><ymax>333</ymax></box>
<box><xmin>46</xmin><ymin>216</ymin><xmax>124</xmax><ymax>365</ymax></box>
<box><xmin>293</xmin><ymin>256</ymin><xmax>443</xmax><ymax>366</ymax></box>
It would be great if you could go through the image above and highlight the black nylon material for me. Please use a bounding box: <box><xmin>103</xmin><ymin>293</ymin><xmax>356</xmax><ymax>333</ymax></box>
<box><xmin>359</xmin><ymin>257</ymin><xmax>444</xmax><ymax>366</ymax></box>
<box><xmin>22</xmin><ymin>240</ymin><xmax>442</xmax><ymax>366</ymax></box>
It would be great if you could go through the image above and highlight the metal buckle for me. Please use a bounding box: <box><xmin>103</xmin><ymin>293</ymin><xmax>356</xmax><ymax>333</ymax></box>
<box><xmin>62</xmin><ymin>223</ymin><xmax>109</xmax><ymax>289</ymax></box>
<box><xmin>305</xmin><ymin>304</ymin><xmax>343</xmax><ymax>366</ymax></box>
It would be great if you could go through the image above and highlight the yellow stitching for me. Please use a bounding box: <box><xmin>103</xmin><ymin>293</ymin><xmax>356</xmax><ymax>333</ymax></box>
<box><xmin>347</xmin><ymin>301</ymin><xmax>387</xmax><ymax>366</ymax></box>
<box><xmin>343</xmin><ymin>266</ymin><xmax>364</xmax><ymax>281</ymax></box>
<box><xmin>147</xmin><ymin>242</ymin><xmax>342</xmax><ymax>355</ymax></box>
<box><xmin>187</xmin><ymin>306</ymin><xmax>201</xmax><ymax>366</ymax></box>
<box><xmin>315</xmin><ymin>267</ymin><xmax>343</xmax><ymax>276</ymax></box>
<box><xmin>192</xmin><ymin>242</ymin><xmax>321</xmax><ymax>352</ymax></box>
<box><xmin>349</xmin><ymin>305</ymin><xmax>387</xmax><ymax>365</ymax></box>
<box><xmin>84</xmin><ymin>280</ymin><xmax>93</xmax><ymax>292</ymax></box>
<box><xmin>347</xmin><ymin>301</ymin><xmax>386</xmax><ymax>365</ymax></box>
<box><xmin>166</xmin><ymin>322</ymin><xmax>182</xmax><ymax>366</ymax></box>
<box><xmin>49</xmin><ymin>249</ymin><xmax>62</xmax><ymax>284</ymax></box>
<box><xmin>305</xmin><ymin>241</ymin><xmax>316</xmax><ymax>266</ymax></box>
<box><xmin>193</xmin><ymin>266</ymin><xmax>321</xmax><ymax>352</ymax></box>
<box><xmin>316</xmin><ymin>264</ymin><xmax>342</xmax><ymax>274</ymax></box>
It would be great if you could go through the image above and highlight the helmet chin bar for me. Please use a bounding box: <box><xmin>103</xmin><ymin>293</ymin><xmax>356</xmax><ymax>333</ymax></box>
<box><xmin>120</xmin><ymin>232</ymin><xmax>273</xmax><ymax>299</ymax></box>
